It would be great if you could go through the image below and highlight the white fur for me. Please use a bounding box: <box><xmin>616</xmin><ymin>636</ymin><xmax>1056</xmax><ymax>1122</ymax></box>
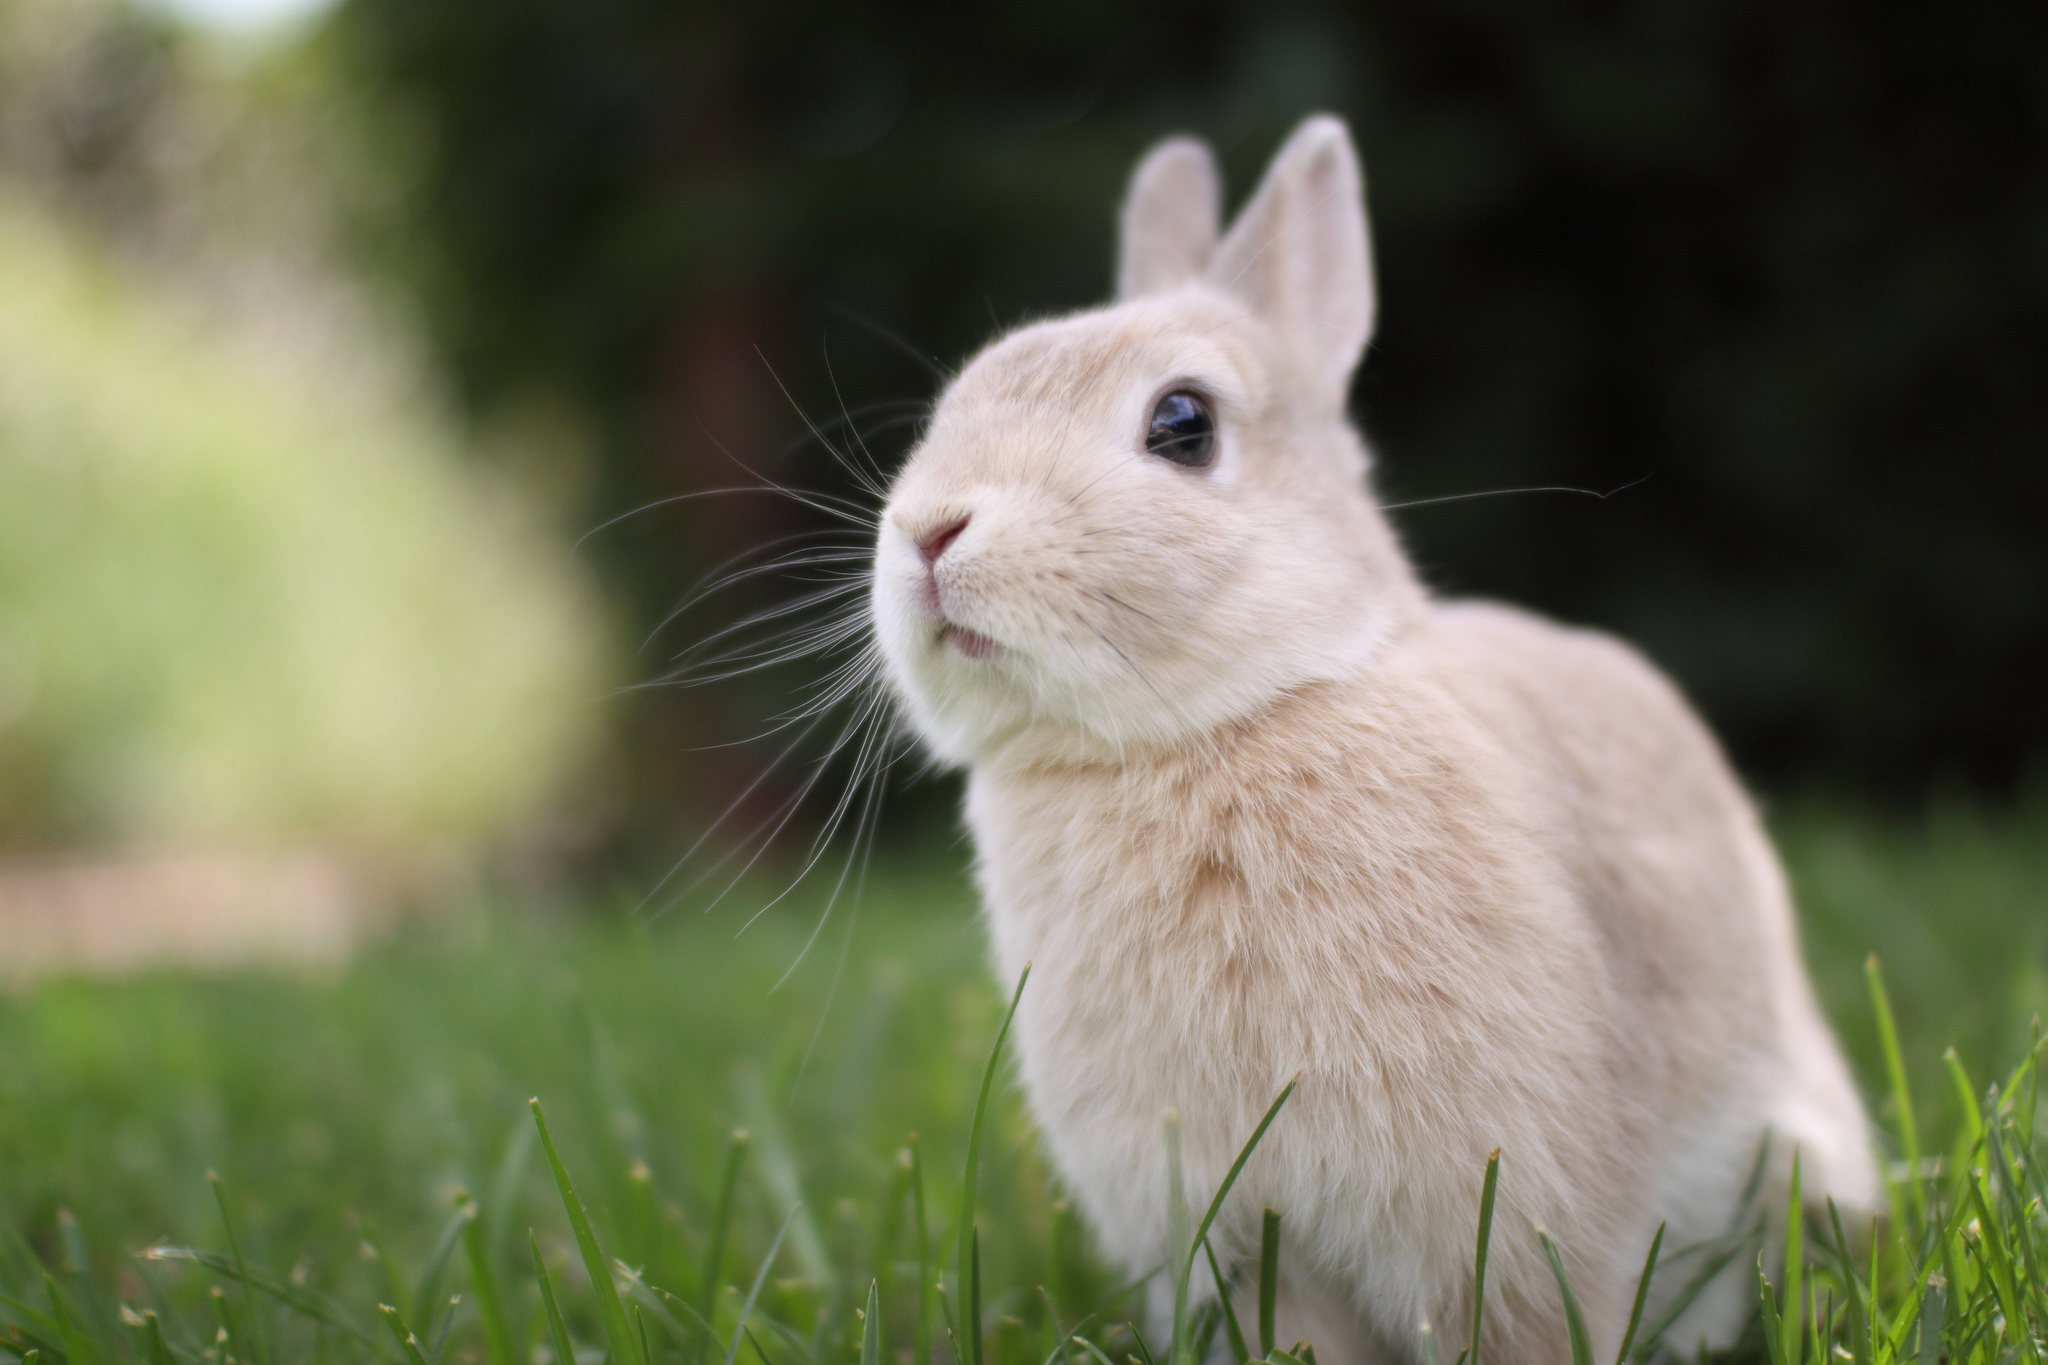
<box><xmin>868</xmin><ymin>115</ymin><xmax>1874</xmax><ymax>1365</ymax></box>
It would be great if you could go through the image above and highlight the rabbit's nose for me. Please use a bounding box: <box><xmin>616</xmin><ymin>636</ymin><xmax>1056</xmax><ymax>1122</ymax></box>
<box><xmin>915</xmin><ymin>514</ymin><xmax>971</xmax><ymax>565</ymax></box>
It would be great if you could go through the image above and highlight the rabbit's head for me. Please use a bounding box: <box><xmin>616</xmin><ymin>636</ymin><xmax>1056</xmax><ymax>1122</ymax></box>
<box><xmin>873</xmin><ymin>116</ymin><xmax>1423</xmax><ymax>764</ymax></box>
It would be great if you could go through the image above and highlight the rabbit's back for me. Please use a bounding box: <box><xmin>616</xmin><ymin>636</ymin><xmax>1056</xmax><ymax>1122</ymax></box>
<box><xmin>1423</xmin><ymin>599</ymin><xmax>1783</xmax><ymax>1086</ymax></box>
<box><xmin>1426</xmin><ymin>600</ymin><xmax>1871</xmax><ymax>1190</ymax></box>
<box><xmin>969</xmin><ymin>597</ymin><xmax>1868</xmax><ymax>1359</ymax></box>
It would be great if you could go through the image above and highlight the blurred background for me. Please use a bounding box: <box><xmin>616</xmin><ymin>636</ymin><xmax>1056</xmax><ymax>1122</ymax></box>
<box><xmin>0</xmin><ymin>0</ymin><xmax>2043</xmax><ymax>948</ymax></box>
<box><xmin>1</xmin><ymin>0</ymin><xmax>2046</xmax><ymax>1330</ymax></box>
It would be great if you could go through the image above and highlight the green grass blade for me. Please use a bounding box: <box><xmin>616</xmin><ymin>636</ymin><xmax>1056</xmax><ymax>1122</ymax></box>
<box><xmin>209</xmin><ymin>1173</ymin><xmax>268</xmax><ymax>1365</ymax></box>
<box><xmin>56</xmin><ymin>1211</ymin><xmax>117</xmax><ymax>1365</ymax></box>
<box><xmin>1985</xmin><ymin>1113</ymin><xmax>2042</xmax><ymax>1310</ymax></box>
<box><xmin>377</xmin><ymin>1304</ymin><xmax>432</xmax><ymax>1365</ymax></box>
<box><xmin>1068</xmin><ymin>1335</ymin><xmax>1120</xmax><ymax>1365</ymax></box>
<box><xmin>1417</xmin><ymin>1321</ymin><xmax>1443</xmax><ymax>1365</ymax></box>
<box><xmin>427</xmin><ymin>1292</ymin><xmax>461</xmax><ymax>1365</ymax></box>
<box><xmin>1756</xmin><ymin>1256</ymin><xmax>1785</xmax><ymax>1365</ymax></box>
<box><xmin>1916</xmin><ymin>1278</ymin><xmax>1944</xmax><ymax>1365</ymax></box>
<box><xmin>937</xmin><ymin>1264</ymin><xmax>961</xmax><ymax>1365</ymax></box>
<box><xmin>2022</xmin><ymin>1027</ymin><xmax>2045</xmax><ymax>1151</ymax></box>
<box><xmin>357</xmin><ymin>1226</ymin><xmax>409</xmax><ymax>1326</ymax></box>
<box><xmin>137</xmin><ymin>1246</ymin><xmax>373</xmax><ymax>1344</ymax></box>
<box><xmin>628</xmin><ymin>1275</ymin><xmax>724</xmax><ymax>1348</ymax></box>
<box><xmin>45</xmin><ymin>1273</ymin><xmax>96</xmax><ymax>1365</ymax></box>
<box><xmin>531</xmin><ymin>1232</ymin><xmax>581</xmax><ymax>1365</ymax></box>
<box><xmin>412</xmin><ymin>1205</ymin><xmax>471</xmax><ymax>1342</ymax></box>
<box><xmin>726</xmin><ymin>1205</ymin><xmax>801</xmax><ymax>1365</ymax></box>
<box><xmin>1048</xmin><ymin>1199</ymin><xmax>1080</xmax><ymax>1330</ymax></box>
<box><xmin>700</xmin><ymin>1129</ymin><xmax>752</xmax><ymax>1361</ymax></box>
<box><xmin>954</xmin><ymin>965</ymin><xmax>1030</xmax><ymax>1365</ymax></box>
<box><xmin>1187</xmin><ymin>1082</ymin><xmax>1298</xmax><ymax>1273</ymax></box>
<box><xmin>911</xmin><ymin>1136</ymin><xmax>934</xmax><ymax>1365</ymax></box>
<box><xmin>1824</xmin><ymin>1201</ymin><xmax>1870</xmax><ymax>1364</ymax></box>
<box><xmin>1613</xmin><ymin>1222</ymin><xmax>1662</xmax><ymax>1365</ymax></box>
<box><xmin>1170</xmin><ymin>1077</ymin><xmax>1299</xmax><ymax>1365</ymax></box>
<box><xmin>1038</xmin><ymin>1285</ymin><xmax>1071</xmax><ymax>1365</ymax></box>
<box><xmin>1190</xmin><ymin>1301</ymin><xmax>1223</xmax><ymax>1365</ymax></box>
<box><xmin>860</xmin><ymin>1281</ymin><xmax>881</xmax><ymax>1365</ymax></box>
<box><xmin>1258</xmin><ymin>1210</ymin><xmax>1279</xmax><ymax>1360</ymax></box>
<box><xmin>484</xmin><ymin>1121</ymin><xmax>537</xmax><ymax>1266</ymax></box>
<box><xmin>876</xmin><ymin>1151</ymin><xmax>913</xmax><ymax>1313</ymax></box>
<box><xmin>457</xmin><ymin>1194</ymin><xmax>517</xmax><ymax>1365</ymax></box>
<box><xmin>1782</xmin><ymin>1149</ymin><xmax>1804</xmax><ymax>1365</ymax></box>
<box><xmin>531</xmin><ymin>1097</ymin><xmax>647</xmax><ymax>1365</ymax></box>
<box><xmin>210</xmin><ymin>1289</ymin><xmax>242</xmax><ymax>1365</ymax></box>
<box><xmin>1963</xmin><ymin>1177</ymin><xmax>2026</xmax><ymax>1359</ymax></box>
<box><xmin>1536</xmin><ymin>1233</ymin><xmax>1594</xmax><ymax>1365</ymax></box>
<box><xmin>736</xmin><ymin>1068</ymin><xmax>832</xmax><ymax>1290</ymax></box>
<box><xmin>970</xmin><ymin>1228</ymin><xmax>983</xmax><ymax>1365</ymax></box>
<box><xmin>1201</xmin><ymin>1240</ymin><xmax>1250</xmax><ymax>1365</ymax></box>
<box><xmin>1944</xmin><ymin>1052</ymin><xmax>1984</xmax><ymax>1154</ymax></box>
<box><xmin>1469</xmin><ymin>1151</ymin><xmax>1499</xmax><ymax>1365</ymax></box>
<box><xmin>1165</xmin><ymin>1112</ymin><xmax>1191</xmax><ymax>1365</ymax></box>
<box><xmin>0</xmin><ymin>1284</ymin><xmax>64</xmax><ymax>1346</ymax></box>
<box><xmin>751</xmin><ymin>1312</ymin><xmax>817</xmax><ymax>1365</ymax></box>
<box><xmin>1867</xmin><ymin>957</ymin><xmax>1926</xmax><ymax>1230</ymax></box>
<box><xmin>140</xmin><ymin>1311</ymin><xmax>173</xmax><ymax>1365</ymax></box>
<box><xmin>1627</xmin><ymin>1231</ymin><xmax>1755</xmax><ymax>1361</ymax></box>
<box><xmin>1875</xmin><ymin>1228</ymin><xmax>1943</xmax><ymax>1362</ymax></box>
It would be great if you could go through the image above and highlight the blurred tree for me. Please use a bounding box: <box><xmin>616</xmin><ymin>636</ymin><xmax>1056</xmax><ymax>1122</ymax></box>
<box><xmin>332</xmin><ymin>0</ymin><xmax>2047</xmax><ymax>829</ymax></box>
<box><xmin>0</xmin><ymin>0</ymin><xmax>616</xmax><ymax>859</ymax></box>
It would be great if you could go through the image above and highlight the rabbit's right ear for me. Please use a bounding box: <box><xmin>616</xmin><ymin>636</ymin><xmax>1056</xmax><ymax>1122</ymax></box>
<box><xmin>1207</xmin><ymin>116</ymin><xmax>1374</xmax><ymax>410</ymax></box>
<box><xmin>1117</xmin><ymin>137</ymin><xmax>1222</xmax><ymax>300</ymax></box>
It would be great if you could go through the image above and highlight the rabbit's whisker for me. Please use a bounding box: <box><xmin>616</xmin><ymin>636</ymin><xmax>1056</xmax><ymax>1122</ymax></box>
<box><xmin>1378</xmin><ymin>473</ymin><xmax>1652</xmax><ymax>513</ymax></box>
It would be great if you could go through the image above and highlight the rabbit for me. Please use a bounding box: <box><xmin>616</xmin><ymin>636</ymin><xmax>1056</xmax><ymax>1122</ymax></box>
<box><xmin>866</xmin><ymin>114</ymin><xmax>1875</xmax><ymax>1365</ymax></box>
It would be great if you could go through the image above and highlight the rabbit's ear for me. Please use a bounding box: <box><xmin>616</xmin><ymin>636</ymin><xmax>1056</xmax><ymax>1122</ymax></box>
<box><xmin>1117</xmin><ymin>137</ymin><xmax>1222</xmax><ymax>299</ymax></box>
<box><xmin>1208</xmin><ymin>116</ymin><xmax>1375</xmax><ymax>407</ymax></box>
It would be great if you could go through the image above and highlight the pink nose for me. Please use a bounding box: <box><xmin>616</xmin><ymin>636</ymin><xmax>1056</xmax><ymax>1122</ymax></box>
<box><xmin>915</xmin><ymin>514</ymin><xmax>970</xmax><ymax>565</ymax></box>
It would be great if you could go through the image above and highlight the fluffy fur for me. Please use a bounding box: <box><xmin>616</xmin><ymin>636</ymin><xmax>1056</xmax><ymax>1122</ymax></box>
<box><xmin>867</xmin><ymin>115</ymin><xmax>1874</xmax><ymax>1364</ymax></box>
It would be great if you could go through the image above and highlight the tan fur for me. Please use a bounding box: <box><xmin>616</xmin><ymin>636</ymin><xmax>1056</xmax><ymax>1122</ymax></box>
<box><xmin>868</xmin><ymin>116</ymin><xmax>1873</xmax><ymax>1364</ymax></box>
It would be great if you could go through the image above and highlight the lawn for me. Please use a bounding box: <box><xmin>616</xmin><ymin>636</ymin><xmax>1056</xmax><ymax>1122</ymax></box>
<box><xmin>2</xmin><ymin>797</ymin><xmax>2045</xmax><ymax>1365</ymax></box>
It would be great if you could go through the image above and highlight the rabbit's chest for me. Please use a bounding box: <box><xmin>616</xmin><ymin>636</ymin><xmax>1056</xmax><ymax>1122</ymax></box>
<box><xmin>961</xmin><ymin>748</ymin><xmax>1493</xmax><ymax>1106</ymax></box>
<box><xmin>960</xmin><ymin>724</ymin><xmax>1589</xmax><ymax>1124</ymax></box>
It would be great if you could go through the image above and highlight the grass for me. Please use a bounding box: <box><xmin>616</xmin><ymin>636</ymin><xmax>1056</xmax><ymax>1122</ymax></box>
<box><xmin>2</xmin><ymin>797</ymin><xmax>2045</xmax><ymax>1365</ymax></box>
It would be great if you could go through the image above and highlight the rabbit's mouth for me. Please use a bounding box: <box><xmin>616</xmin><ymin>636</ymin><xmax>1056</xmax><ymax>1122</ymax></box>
<box><xmin>938</xmin><ymin>623</ymin><xmax>999</xmax><ymax>660</ymax></box>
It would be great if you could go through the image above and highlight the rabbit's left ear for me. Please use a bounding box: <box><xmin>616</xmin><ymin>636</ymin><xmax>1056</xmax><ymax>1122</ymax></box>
<box><xmin>1208</xmin><ymin>116</ymin><xmax>1376</xmax><ymax>408</ymax></box>
<box><xmin>1117</xmin><ymin>136</ymin><xmax>1222</xmax><ymax>299</ymax></box>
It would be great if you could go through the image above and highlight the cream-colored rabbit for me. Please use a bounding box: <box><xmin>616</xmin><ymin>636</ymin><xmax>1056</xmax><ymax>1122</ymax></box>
<box><xmin>868</xmin><ymin>115</ymin><xmax>1873</xmax><ymax>1364</ymax></box>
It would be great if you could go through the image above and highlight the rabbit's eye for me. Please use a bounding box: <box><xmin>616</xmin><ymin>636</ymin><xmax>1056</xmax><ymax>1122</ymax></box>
<box><xmin>1145</xmin><ymin>391</ymin><xmax>1215</xmax><ymax>468</ymax></box>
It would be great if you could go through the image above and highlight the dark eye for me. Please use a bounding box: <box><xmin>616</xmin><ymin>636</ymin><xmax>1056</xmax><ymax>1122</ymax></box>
<box><xmin>1145</xmin><ymin>390</ymin><xmax>1216</xmax><ymax>468</ymax></box>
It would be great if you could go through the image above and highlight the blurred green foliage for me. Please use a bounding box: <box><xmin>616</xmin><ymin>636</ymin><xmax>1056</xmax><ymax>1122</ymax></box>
<box><xmin>331</xmin><ymin>0</ymin><xmax>2048</xmax><ymax>817</ymax></box>
<box><xmin>0</xmin><ymin>191</ymin><xmax>612</xmax><ymax>852</ymax></box>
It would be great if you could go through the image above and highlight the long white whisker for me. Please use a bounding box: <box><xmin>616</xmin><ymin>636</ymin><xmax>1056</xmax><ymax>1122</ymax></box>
<box><xmin>694</xmin><ymin>420</ymin><xmax>880</xmax><ymax>530</ymax></box>
<box><xmin>575</xmin><ymin>485</ymin><xmax>869</xmax><ymax>555</ymax></box>
<box><xmin>822</xmin><ymin>303</ymin><xmax>953</xmax><ymax>382</ymax></box>
<box><xmin>758</xmin><ymin>344</ymin><xmax>894</xmax><ymax>509</ymax></box>
<box><xmin>822</xmin><ymin>338</ymin><xmax>911</xmax><ymax>497</ymax></box>
<box><xmin>1378</xmin><ymin>473</ymin><xmax>1652</xmax><ymax>513</ymax></box>
<box><xmin>633</xmin><ymin>712</ymin><xmax>829</xmax><ymax>919</ymax></box>
<box><xmin>728</xmin><ymin>697</ymin><xmax>888</xmax><ymax>932</ymax></box>
<box><xmin>657</xmin><ymin>582</ymin><xmax>871</xmax><ymax>678</ymax></box>
<box><xmin>645</xmin><ymin>548</ymin><xmax>872</xmax><ymax>655</ymax></box>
